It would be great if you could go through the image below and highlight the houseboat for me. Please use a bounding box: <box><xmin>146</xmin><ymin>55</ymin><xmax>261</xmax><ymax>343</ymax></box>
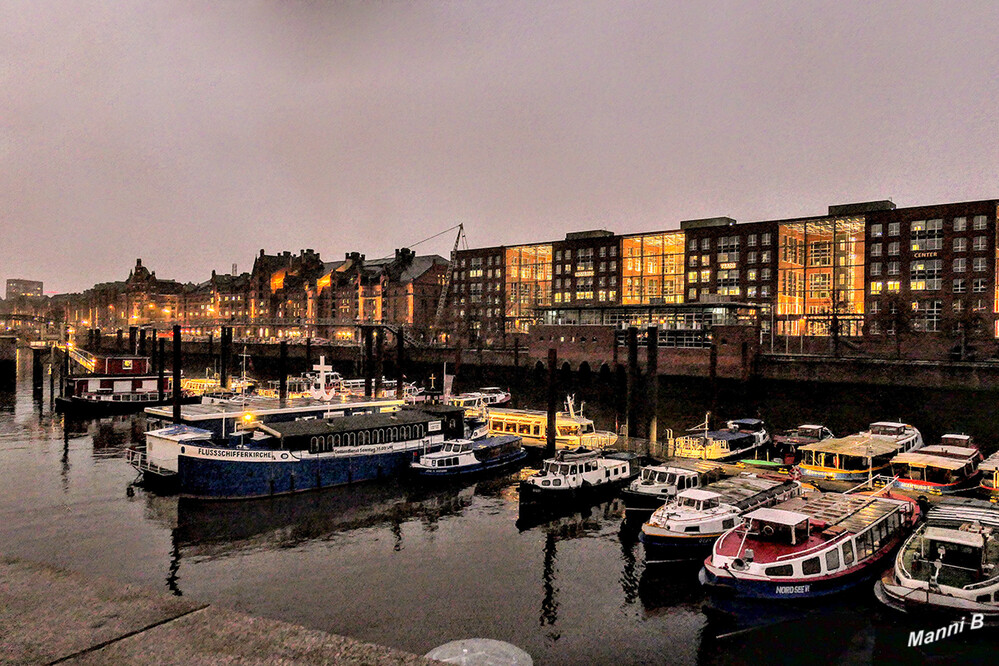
<box><xmin>797</xmin><ymin>422</ymin><xmax>923</xmax><ymax>481</ymax></box>
<box><xmin>978</xmin><ymin>451</ymin><xmax>999</xmax><ymax>493</ymax></box>
<box><xmin>889</xmin><ymin>436</ymin><xmax>983</xmax><ymax>495</ymax></box>
<box><xmin>772</xmin><ymin>425</ymin><xmax>835</xmax><ymax>465</ymax></box>
<box><xmin>410</xmin><ymin>434</ymin><xmax>527</xmax><ymax>478</ymax></box>
<box><xmin>519</xmin><ymin>447</ymin><xmax>639</xmax><ymax>507</ymax></box>
<box><xmin>166</xmin><ymin>407</ymin><xmax>464</xmax><ymax>500</ymax></box>
<box><xmin>620</xmin><ymin>463</ymin><xmax>724</xmax><ymax>519</ymax></box>
<box><xmin>641</xmin><ymin>474</ymin><xmax>803</xmax><ymax>563</ymax></box>
<box><xmin>700</xmin><ymin>490</ymin><xmax>919</xmax><ymax>599</ymax></box>
<box><xmin>875</xmin><ymin>497</ymin><xmax>999</xmax><ymax>619</ymax></box>
<box><xmin>487</xmin><ymin>397</ymin><xmax>617</xmax><ymax>450</ymax></box>
<box><xmin>669</xmin><ymin>418</ymin><xmax>770</xmax><ymax>462</ymax></box>
<box><xmin>55</xmin><ymin>355</ymin><xmax>194</xmax><ymax>415</ymax></box>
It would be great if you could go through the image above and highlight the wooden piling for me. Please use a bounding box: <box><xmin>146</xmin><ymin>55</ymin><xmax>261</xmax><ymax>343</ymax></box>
<box><xmin>363</xmin><ymin>327</ymin><xmax>374</xmax><ymax>398</ymax></box>
<box><xmin>374</xmin><ymin>328</ymin><xmax>384</xmax><ymax>398</ymax></box>
<box><xmin>279</xmin><ymin>341</ymin><xmax>288</xmax><ymax>406</ymax></box>
<box><xmin>220</xmin><ymin>327</ymin><xmax>230</xmax><ymax>390</ymax></box>
<box><xmin>139</xmin><ymin>329</ymin><xmax>147</xmax><ymax>356</ymax></box>
<box><xmin>396</xmin><ymin>327</ymin><xmax>404</xmax><ymax>400</ymax></box>
<box><xmin>172</xmin><ymin>325</ymin><xmax>182</xmax><ymax>422</ymax></box>
<box><xmin>547</xmin><ymin>348</ymin><xmax>557</xmax><ymax>457</ymax></box>
<box><xmin>626</xmin><ymin>326</ymin><xmax>638</xmax><ymax>439</ymax></box>
<box><xmin>158</xmin><ymin>338</ymin><xmax>166</xmax><ymax>402</ymax></box>
<box><xmin>647</xmin><ymin>325</ymin><xmax>659</xmax><ymax>449</ymax></box>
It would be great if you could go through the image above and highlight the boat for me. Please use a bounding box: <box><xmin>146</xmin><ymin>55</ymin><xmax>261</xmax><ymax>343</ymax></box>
<box><xmin>796</xmin><ymin>422</ymin><xmax>923</xmax><ymax>481</ymax></box>
<box><xmin>700</xmin><ymin>489</ymin><xmax>920</xmax><ymax>599</ymax></box>
<box><xmin>619</xmin><ymin>462</ymin><xmax>725</xmax><ymax>519</ymax></box>
<box><xmin>979</xmin><ymin>451</ymin><xmax>999</xmax><ymax>493</ymax></box>
<box><xmin>410</xmin><ymin>434</ymin><xmax>527</xmax><ymax>478</ymax></box>
<box><xmin>889</xmin><ymin>435</ymin><xmax>983</xmax><ymax>495</ymax></box>
<box><xmin>55</xmin><ymin>354</ymin><xmax>196</xmax><ymax>415</ymax></box>
<box><xmin>640</xmin><ymin>473</ymin><xmax>803</xmax><ymax>563</ymax></box>
<box><xmin>447</xmin><ymin>387</ymin><xmax>512</xmax><ymax>410</ymax></box>
<box><xmin>155</xmin><ymin>407</ymin><xmax>466</xmax><ymax>500</ymax></box>
<box><xmin>669</xmin><ymin>417</ymin><xmax>771</xmax><ymax>461</ymax></box>
<box><xmin>875</xmin><ymin>497</ymin><xmax>999</xmax><ymax>619</ymax></box>
<box><xmin>772</xmin><ymin>425</ymin><xmax>835</xmax><ymax>465</ymax></box>
<box><xmin>518</xmin><ymin>447</ymin><xmax>640</xmax><ymax>507</ymax></box>
<box><xmin>487</xmin><ymin>396</ymin><xmax>617</xmax><ymax>450</ymax></box>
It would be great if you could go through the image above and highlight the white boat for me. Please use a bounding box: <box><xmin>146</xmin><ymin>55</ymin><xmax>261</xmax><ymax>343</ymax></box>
<box><xmin>875</xmin><ymin>497</ymin><xmax>999</xmax><ymax>619</ymax></box>
<box><xmin>797</xmin><ymin>422</ymin><xmax>924</xmax><ymax>481</ymax></box>
<box><xmin>410</xmin><ymin>435</ymin><xmax>527</xmax><ymax>478</ymax></box>
<box><xmin>519</xmin><ymin>447</ymin><xmax>639</xmax><ymax>506</ymax></box>
<box><xmin>619</xmin><ymin>463</ymin><xmax>725</xmax><ymax>517</ymax></box>
<box><xmin>640</xmin><ymin>474</ymin><xmax>802</xmax><ymax>563</ymax></box>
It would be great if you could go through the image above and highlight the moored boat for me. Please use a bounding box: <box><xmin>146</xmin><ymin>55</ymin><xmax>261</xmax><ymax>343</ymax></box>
<box><xmin>772</xmin><ymin>425</ymin><xmax>834</xmax><ymax>465</ymax></box>
<box><xmin>410</xmin><ymin>434</ymin><xmax>527</xmax><ymax>478</ymax></box>
<box><xmin>979</xmin><ymin>451</ymin><xmax>999</xmax><ymax>493</ymax></box>
<box><xmin>620</xmin><ymin>463</ymin><xmax>724</xmax><ymax>519</ymax></box>
<box><xmin>700</xmin><ymin>489</ymin><xmax>920</xmax><ymax>599</ymax></box>
<box><xmin>797</xmin><ymin>422</ymin><xmax>923</xmax><ymax>481</ymax></box>
<box><xmin>889</xmin><ymin>436</ymin><xmax>983</xmax><ymax>495</ymax></box>
<box><xmin>640</xmin><ymin>473</ymin><xmax>803</xmax><ymax>563</ymax></box>
<box><xmin>488</xmin><ymin>397</ymin><xmax>617</xmax><ymax>450</ymax></box>
<box><xmin>875</xmin><ymin>497</ymin><xmax>999</xmax><ymax>619</ymax></box>
<box><xmin>669</xmin><ymin>418</ymin><xmax>770</xmax><ymax>462</ymax></box>
<box><xmin>519</xmin><ymin>447</ymin><xmax>639</xmax><ymax>507</ymax></box>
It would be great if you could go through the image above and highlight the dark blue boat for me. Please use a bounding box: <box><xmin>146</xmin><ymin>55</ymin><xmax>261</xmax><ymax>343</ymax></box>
<box><xmin>410</xmin><ymin>434</ymin><xmax>527</xmax><ymax>478</ymax></box>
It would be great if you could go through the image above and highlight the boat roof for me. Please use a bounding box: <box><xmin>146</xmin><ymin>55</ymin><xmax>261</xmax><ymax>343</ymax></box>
<box><xmin>745</xmin><ymin>507</ymin><xmax>810</xmax><ymax>526</ymax></box>
<box><xmin>765</xmin><ymin>492</ymin><xmax>906</xmax><ymax>533</ymax></box>
<box><xmin>705</xmin><ymin>475</ymin><xmax>793</xmax><ymax>507</ymax></box>
<box><xmin>870</xmin><ymin>421</ymin><xmax>908</xmax><ymax>428</ymax></box>
<box><xmin>925</xmin><ymin>498</ymin><xmax>999</xmax><ymax>529</ymax></box>
<box><xmin>489</xmin><ymin>407</ymin><xmax>591</xmax><ymax>423</ymax></box>
<box><xmin>146</xmin><ymin>425</ymin><xmax>213</xmax><ymax>441</ymax></box>
<box><xmin>728</xmin><ymin>418</ymin><xmax>764</xmax><ymax>426</ymax></box>
<box><xmin>892</xmin><ymin>447</ymin><xmax>978</xmax><ymax>470</ymax></box>
<box><xmin>797</xmin><ymin>424</ymin><xmax>825</xmax><ymax>430</ymax></box>
<box><xmin>799</xmin><ymin>435</ymin><xmax>904</xmax><ymax>457</ymax></box>
<box><xmin>145</xmin><ymin>395</ymin><xmax>403</xmax><ymax>421</ymax></box>
<box><xmin>924</xmin><ymin>525</ymin><xmax>985</xmax><ymax>549</ymax></box>
<box><xmin>702</xmin><ymin>431</ymin><xmax>755</xmax><ymax>442</ymax></box>
<box><xmin>259</xmin><ymin>410</ymin><xmax>436</xmax><ymax>438</ymax></box>
<box><xmin>678</xmin><ymin>488</ymin><xmax>723</xmax><ymax>501</ymax></box>
<box><xmin>941</xmin><ymin>433</ymin><xmax>972</xmax><ymax>442</ymax></box>
<box><xmin>981</xmin><ymin>452</ymin><xmax>999</xmax><ymax>472</ymax></box>
<box><xmin>479</xmin><ymin>387</ymin><xmax>504</xmax><ymax>391</ymax></box>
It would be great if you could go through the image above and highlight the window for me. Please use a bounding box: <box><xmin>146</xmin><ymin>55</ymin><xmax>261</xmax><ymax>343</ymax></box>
<box><xmin>914</xmin><ymin>299</ymin><xmax>942</xmax><ymax>332</ymax></box>
<box><xmin>973</xmin><ymin>236</ymin><xmax>988</xmax><ymax>251</ymax></box>
<box><xmin>761</xmin><ymin>233</ymin><xmax>772</xmax><ymax>245</ymax></box>
<box><xmin>760</xmin><ymin>268</ymin><xmax>771</xmax><ymax>281</ymax></box>
<box><xmin>701</xmin><ymin>238</ymin><xmax>711</xmax><ymax>251</ymax></box>
<box><xmin>748</xmin><ymin>234</ymin><xmax>757</xmax><ymax>246</ymax></box>
<box><xmin>748</xmin><ymin>251</ymin><xmax>757</xmax><ymax>264</ymax></box>
<box><xmin>910</xmin><ymin>260</ymin><xmax>941</xmax><ymax>291</ymax></box>
<box><xmin>747</xmin><ymin>269</ymin><xmax>758</xmax><ymax>281</ymax></box>
<box><xmin>953</xmin><ymin>278</ymin><xmax>966</xmax><ymax>294</ymax></box>
<box><xmin>765</xmin><ymin>564</ymin><xmax>793</xmax><ymax>577</ymax></box>
<box><xmin>911</xmin><ymin>219</ymin><xmax>943</xmax><ymax>251</ymax></box>
<box><xmin>688</xmin><ymin>255</ymin><xmax>698</xmax><ymax>267</ymax></box>
<box><xmin>973</xmin><ymin>278</ymin><xmax>987</xmax><ymax>293</ymax></box>
<box><xmin>888</xmin><ymin>242</ymin><xmax>900</xmax><ymax>256</ymax></box>
<box><xmin>688</xmin><ymin>239</ymin><xmax>697</xmax><ymax>251</ymax></box>
<box><xmin>842</xmin><ymin>542</ymin><xmax>855</xmax><ymax>566</ymax></box>
<box><xmin>954</xmin><ymin>237</ymin><xmax>968</xmax><ymax>252</ymax></box>
<box><xmin>700</xmin><ymin>269</ymin><xmax>711</xmax><ymax>282</ymax></box>
<box><xmin>802</xmin><ymin>557</ymin><xmax>822</xmax><ymax>575</ymax></box>
<box><xmin>761</xmin><ymin>251</ymin><xmax>771</xmax><ymax>263</ymax></box>
<box><xmin>870</xmin><ymin>223</ymin><xmax>883</xmax><ymax>238</ymax></box>
<box><xmin>870</xmin><ymin>281</ymin><xmax>883</xmax><ymax>295</ymax></box>
<box><xmin>888</xmin><ymin>261</ymin><xmax>900</xmax><ymax>276</ymax></box>
<box><xmin>954</xmin><ymin>216</ymin><xmax>967</xmax><ymax>232</ymax></box>
<box><xmin>688</xmin><ymin>287</ymin><xmax>697</xmax><ymax>299</ymax></box>
<box><xmin>954</xmin><ymin>258</ymin><xmax>966</xmax><ymax>273</ymax></box>
<box><xmin>888</xmin><ymin>222</ymin><xmax>900</xmax><ymax>236</ymax></box>
<box><xmin>870</xmin><ymin>243</ymin><xmax>882</xmax><ymax>257</ymax></box>
<box><xmin>973</xmin><ymin>215</ymin><xmax>987</xmax><ymax>230</ymax></box>
<box><xmin>870</xmin><ymin>262</ymin><xmax>881</xmax><ymax>277</ymax></box>
<box><xmin>887</xmin><ymin>280</ymin><xmax>900</xmax><ymax>292</ymax></box>
<box><xmin>974</xmin><ymin>257</ymin><xmax>987</xmax><ymax>272</ymax></box>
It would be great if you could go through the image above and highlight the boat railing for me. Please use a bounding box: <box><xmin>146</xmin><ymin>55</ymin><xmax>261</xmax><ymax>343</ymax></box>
<box><xmin>125</xmin><ymin>446</ymin><xmax>177</xmax><ymax>477</ymax></box>
<box><xmin>774</xmin><ymin>531</ymin><xmax>849</xmax><ymax>561</ymax></box>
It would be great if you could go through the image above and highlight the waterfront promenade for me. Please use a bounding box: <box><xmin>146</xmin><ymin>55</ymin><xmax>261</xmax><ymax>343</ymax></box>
<box><xmin>1</xmin><ymin>556</ymin><xmax>435</xmax><ymax>665</ymax></box>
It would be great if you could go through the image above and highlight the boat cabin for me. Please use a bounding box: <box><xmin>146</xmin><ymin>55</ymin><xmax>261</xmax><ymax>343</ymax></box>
<box><xmin>798</xmin><ymin>430</ymin><xmax>917</xmax><ymax>479</ymax></box>
<box><xmin>869</xmin><ymin>422</ymin><xmax>909</xmax><ymax>437</ymax></box>
<box><xmin>743</xmin><ymin>507</ymin><xmax>812</xmax><ymax>547</ymax></box>
<box><xmin>981</xmin><ymin>452</ymin><xmax>999</xmax><ymax>492</ymax></box>
<box><xmin>727</xmin><ymin>419</ymin><xmax>766</xmax><ymax>434</ymax></box>
<box><xmin>487</xmin><ymin>408</ymin><xmax>616</xmax><ymax>449</ymax></box>
<box><xmin>890</xmin><ymin>445</ymin><xmax>982</xmax><ymax>490</ymax></box>
<box><xmin>792</xmin><ymin>425</ymin><xmax>833</xmax><ymax>441</ymax></box>
<box><xmin>676</xmin><ymin>488</ymin><xmax>722</xmax><ymax>512</ymax></box>
<box><xmin>638</xmin><ymin>466</ymin><xmax>701</xmax><ymax>491</ymax></box>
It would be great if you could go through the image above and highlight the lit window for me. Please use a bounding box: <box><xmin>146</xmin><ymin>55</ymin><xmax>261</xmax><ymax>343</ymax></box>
<box><xmin>687</xmin><ymin>271</ymin><xmax>698</xmax><ymax>283</ymax></box>
<box><xmin>887</xmin><ymin>280</ymin><xmax>900</xmax><ymax>292</ymax></box>
<box><xmin>870</xmin><ymin>281</ymin><xmax>883</xmax><ymax>295</ymax></box>
<box><xmin>870</xmin><ymin>224</ymin><xmax>883</xmax><ymax>238</ymax></box>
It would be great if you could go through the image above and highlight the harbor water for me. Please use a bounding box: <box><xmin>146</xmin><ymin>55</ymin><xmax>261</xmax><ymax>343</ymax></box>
<box><xmin>1</xmin><ymin>353</ymin><xmax>996</xmax><ymax>665</ymax></box>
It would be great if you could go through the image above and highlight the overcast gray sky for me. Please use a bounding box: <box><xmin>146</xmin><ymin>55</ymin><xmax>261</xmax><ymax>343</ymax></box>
<box><xmin>2</xmin><ymin>1</ymin><xmax>997</xmax><ymax>294</ymax></box>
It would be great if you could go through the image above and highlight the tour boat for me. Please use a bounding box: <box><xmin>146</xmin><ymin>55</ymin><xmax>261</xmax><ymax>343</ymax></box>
<box><xmin>448</xmin><ymin>387</ymin><xmax>512</xmax><ymax>409</ymax></box>
<box><xmin>772</xmin><ymin>425</ymin><xmax>835</xmax><ymax>465</ymax></box>
<box><xmin>669</xmin><ymin>418</ymin><xmax>770</xmax><ymax>462</ymax></box>
<box><xmin>640</xmin><ymin>474</ymin><xmax>802</xmax><ymax>563</ymax></box>
<box><xmin>410</xmin><ymin>434</ymin><xmax>527</xmax><ymax>478</ymax></box>
<box><xmin>700</xmin><ymin>490</ymin><xmax>919</xmax><ymax>599</ymax></box>
<box><xmin>620</xmin><ymin>463</ymin><xmax>725</xmax><ymax>519</ymax></box>
<box><xmin>979</xmin><ymin>451</ymin><xmax>999</xmax><ymax>493</ymax></box>
<box><xmin>889</xmin><ymin>435</ymin><xmax>983</xmax><ymax>495</ymax></box>
<box><xmin>518</xmin><ymin>447</ymin><xmax>639</xmax><ymax>507</ymax></box>
<box><xmin>164</xmin><ymin>407</ymin><xmax>465</xmax><ymax>500</ymax></box>
<box><xmin>488</xmin><ymin>397</ymin><xmax>617</xmax><ymax>450</ymax></box>
<box><xmin>796</xmin><ymin>422</ymin><xmax>923</xmax><ymax>481</ymax></box>
<box><xmin>875</xmin><ymin>497</ymin><xmax>999</xmax><ymax>619</ymax></box>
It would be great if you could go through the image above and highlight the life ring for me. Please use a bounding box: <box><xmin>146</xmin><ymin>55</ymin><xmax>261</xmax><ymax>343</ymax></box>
<box><xmin>763</xmin><ymin>524</ymin><xmax>775</xmax><ymax>537</ymax></box>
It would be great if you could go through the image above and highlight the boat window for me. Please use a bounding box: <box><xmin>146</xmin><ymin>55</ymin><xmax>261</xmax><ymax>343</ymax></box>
<box><xmin>684</xmin><ymin>526</ymin><xmax>700</xmax><ymax>533</ymax></box>
<box><xmin>506</xmin><ymin>422</ymin><xmax>517</xmax><ymax>433</ymax></box>
<box><xmin>519</xmin><ymin>424</ymin><xmax>531</xmax><ymax>435</ymax></box>
<box><xmin>581</xmin><ymin>423</ymin><xmax>594</xmax><ymax>434</ymax></box>
<box><xmin>542</xmin><ymin>480</ymin><xmax>550</xmax><ymax>486</ymax></box>
<box><xmin>642</xmin><ymin>469</ymin><xmax>653</xmax><ymax>481</ymax></box>
<box><xmin>825</xmin><ymin>548</ymin><xmax>840</xmax><ymax>571</ymax></box>
<box><xmin>856</xmin><ymin>530</ymin><xmax>874</xmax><ymax>558</ymax></box>
<box><xmin>764</xmin><ymin>565</ymin><xmax>793</xmax><ymax>577</ymax></box>
<box><xmin>677</xmin><ymin>477</ymin><xmax>686</xmax><ymax>491</ymax></box>
<box><xmin>569</xmin><ymin>465</ymin><xmax>578</xmax><ymax>475</ymax></box>
<box><xmin>665</xmin><ymin>473</ymin><xmax>676</xmax><ymax>485</ymax></box>
<box><xmin>533</xmin><ymin>426</ymin><xmax>541</xmax><ymax>436</ymax></box>
<box><xmin>976</xmin><ymin>594</ymin><xmax>991</xmax><ymax>603</ymax></box>
<box><xmin>722</xmin><ymin>518</ymin><xmax>735</xmax><ymax>529</ymax></box>
<box><xmin>552</xmin><ymin>478</ymin><xmax>562</xmax><ymax>486</ymax></box>
<box><xmin>802</xmin><ymin>557</ymin><xmax>821</xmax><ymax>575</ymax></box>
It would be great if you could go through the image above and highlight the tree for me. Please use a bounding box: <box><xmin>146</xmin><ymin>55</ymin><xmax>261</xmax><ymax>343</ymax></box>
<box><xmin>945</xmin><ymin>305</ymin><xmax>987</xmax><ymax>361</ymax></box>
<box><xmin>870</xmin><ymin>293</ymin><xmax>912</xmax><ymax>359</ymax></box>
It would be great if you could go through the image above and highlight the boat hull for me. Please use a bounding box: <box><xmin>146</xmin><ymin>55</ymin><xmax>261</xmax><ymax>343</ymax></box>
<box><xmin>875</xmin><ymin>572</ymin><xmax>999</xmax><ymax>620</ymax></box>
<box><xmin>641</xmin><ymin>530</ymin><xmax>720</xmax><ymax>563</ymax></box>
<box><xmin>797</xmin><ymin>464</ymin><xmax>889</xmax><ymax>481</ymax></box>
<box><xmin>177</xmin><ymin>445</ymin><xmax>441</xmax><ymax>500</ymax></box>
<box><xmin>411</xmin><ymin>449</ymin><xmax>528</xmax><ymax>478</ymax></box>
<box><xmin>619</xmin><ymin>488</ymin><xmax>671</xmax><ymax>516</ymax></box>
<box><xmin>56</xmin><ymin>394</ymin><xmax>198</xmax><ymax>416</ymax></box>
<box><xmin>518</xmin><ymin>476</ymin><xmax>631</xmax><ymax>509</ymax></box>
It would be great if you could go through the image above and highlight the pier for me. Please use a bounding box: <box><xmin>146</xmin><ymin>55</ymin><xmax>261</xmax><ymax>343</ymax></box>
<box><xmin>0</xmin><ymin>556</ymin><xmax>435</xmax><ymax>665</ymax></box>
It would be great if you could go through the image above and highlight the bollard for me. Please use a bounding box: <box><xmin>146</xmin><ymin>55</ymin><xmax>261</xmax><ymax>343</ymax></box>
<box><xmin>116</xmin><ymin>329</ymin><xmax>123</xmax><ymax>352</ymax></box>
<box><xmin>547</xmin><ymin>348</ymin><xmax>557</xmax><ymax>457</ymax></box>
<box><xmin>31</xmin><ymin>348</ymin><xmax>43</xmax><ymax>394</ymax></box>
<box><xmin>172</xmin><ymin>325</ymin><xmax>182</xmax><ymax>422</ymax></box>
<box><xmin>139</xmin><ymin>329</ymin><xmax>147</xmax><ymax>356</ymax></box>
<box><xmin>129</xmin><ymin>326</ymin><xmax>138</xmax><ymax>354</ymax></box>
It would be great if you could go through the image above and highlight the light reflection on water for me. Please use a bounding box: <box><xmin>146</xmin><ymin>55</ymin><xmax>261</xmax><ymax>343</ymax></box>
<box><xmin>0</xmin><ymin>353</ymin><xmax>997</xmax><ymax>664</ymax></box>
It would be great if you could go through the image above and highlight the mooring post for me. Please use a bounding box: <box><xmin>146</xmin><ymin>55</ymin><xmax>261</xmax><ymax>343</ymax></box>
<box><xmin>48</xmin><ymin>346</ymin><xmax>55</xmax><ymax>402</ymax></box>
<box><xmin>220</xmin><ymin>327</ymin><xmax>230</xmax><ymax>390</ymax></box>
<box><xmin>513</xmin><ymin>337</ymin><xmax>520</xmax><ymax>370</ymax></box>
<box><xmin>305</xmin><ymin>337</ymin><xmax>312</xmax><ymax>367</ymax></box>
<box><xmin>396</xmin><ymin>327</ymin><xmax>405</xmax><ymax>400</ymax></box>
<box><xmin>172</xmin><ymin>325</ymin><xmax>182</xmax><ymax>422</ymax></box>
<box><xmin>31</xmin><ymin>347</ymin><xmax>43</xmax><ymax>395</ymax></box>
<box><xmin>647</xmin><ymin>325</ymin><xmax>659</xmax><ymax>454</ymax></box>
<box><xmin>129</xmin><ymin>326</ymin><xmax>137</xmax><ymax>354</ymax></box>
<box><xmin>279</xmin><ymin>340</ymin><xmax>288</xmax><ymax>407</ymax></box>
<box><xmin>547</xmin><ymin>348</ymin><xmax>557</xmax><ymax>457</ymax></box>
<box><xmin>61</xmin><ymin>345</ymin><xmax>69</xmax><ymax>397</ymax></box>
<box><xmin>139</xmin><ymin>329</ymin><xmax>147</xmax><ymax>357</ymax></box>
<box><xmin>363</xmin><ymin>326</ymin><xmax>374</xmax><ymax>398</ymax></box>
<box><xmin>94</xmin><ymin>328</ymin><xmax>101</xmax><ymax>353</ymax></box>
<box><xmin>374</xmin><ymin>327</ymin><xmax>384</xmax><ymax>398</ymax></box>
<box><xmin>709</xmin><ymin>341</ymin><xmax>718</xmax><ymax>416</ymax></box>
<box><xmin>158</xmin><ymin>338</ymin><xmax>166</xmax><ymax>402</ymax></box>
<box><xmin>626</xmin><ymin>326</ymin><xmax>638</xmax><ymax>441</ymax></box>
<box><xmin>207</xmin><ymin>332</ymin><xmax>214</xmax><ymax>372</ymax></box>
<box><xmin>116</xmin><ymin>329</ymin><xmax>123</xmax><ymax>352</ymax></box>
<box><xmin>150</xmin><ymin>332</ymin><xmax>158</xmax><ymax>373</ymax></box>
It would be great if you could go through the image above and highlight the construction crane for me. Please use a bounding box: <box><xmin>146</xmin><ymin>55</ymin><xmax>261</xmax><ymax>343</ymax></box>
<box><xmin>432</xmin><ymin>223</ymin><xmax>467</xmax><ymax>338</ymax></box>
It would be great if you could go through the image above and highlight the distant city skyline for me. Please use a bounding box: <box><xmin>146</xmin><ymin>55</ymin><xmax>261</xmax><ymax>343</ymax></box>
<box><xmin>3</xmin><ymin>1</ymin><xmax>997</xmax><ymax>293</ymax></box>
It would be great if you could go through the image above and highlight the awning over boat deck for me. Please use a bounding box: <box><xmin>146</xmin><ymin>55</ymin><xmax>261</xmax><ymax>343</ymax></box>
<box><xmin>798</xmin><ymin>435</ymin><xmax>901</xmax><ymax>458</ymax></box>
<box><xmin>678</xmin><ymin>488</ymin><xmax>723</xmax><ymax>501</ymax></box>
<box><xmin>891</xmin><ymin>450</ymin><xmax>974</xmax><ymax>470</ymax></box>
<box><xmin>979</xmin><ymin>452</ymin><xmax>999</xmax><ymax>472</ymax></box>
<box><xmin>744</xmin><ymin>507</ymin><xmax>810</xmax><ymax>526</ymax></box>
<box><xmin>924</xmin><ymin>525</ymin><xmax>985</xmax><ymax>549</ymax></box>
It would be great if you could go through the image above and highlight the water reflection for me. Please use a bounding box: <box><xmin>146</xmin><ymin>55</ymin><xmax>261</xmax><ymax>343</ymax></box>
<box><xmin>541</xmin><ymin>530</ymin><xmax>559</xmax><ymax>641</ymax></box>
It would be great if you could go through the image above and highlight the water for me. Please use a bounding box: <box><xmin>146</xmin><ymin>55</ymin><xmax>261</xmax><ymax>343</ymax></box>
<box><xmin>1</xmin><ymin>352</ymin><xmax>996</xmax><ymax>665</ymax></box>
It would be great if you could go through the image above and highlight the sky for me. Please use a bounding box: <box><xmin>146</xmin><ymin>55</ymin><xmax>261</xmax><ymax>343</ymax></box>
<box><xmin>2</xmin><ymin>1</ymin><xmax>997</xmax><ymax>294</ymax></box>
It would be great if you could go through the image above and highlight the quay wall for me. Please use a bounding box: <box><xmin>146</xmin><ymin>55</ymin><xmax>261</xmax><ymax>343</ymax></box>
<box><xmin>757</xmin><ymin>354</ymin><xmax>999</xmax><ymax>391</ymax></box>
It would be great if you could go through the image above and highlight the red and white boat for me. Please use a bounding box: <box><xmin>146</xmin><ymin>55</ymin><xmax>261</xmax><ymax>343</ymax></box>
<box><xmin>889</xmin><ymin>435</ymin><xmax>983</xmax><ymax>495</ymax></box>
<box><xmin>700</xmin><ymin>489</ymin><xmax>919</xmax><ymax>599</ymax></box>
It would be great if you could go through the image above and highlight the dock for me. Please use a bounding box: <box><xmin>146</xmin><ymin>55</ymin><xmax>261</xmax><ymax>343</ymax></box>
<box><xmin>0</xmin><ymin>556</ymin><xmax>436</xmax><ymax>665</ymax></box>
